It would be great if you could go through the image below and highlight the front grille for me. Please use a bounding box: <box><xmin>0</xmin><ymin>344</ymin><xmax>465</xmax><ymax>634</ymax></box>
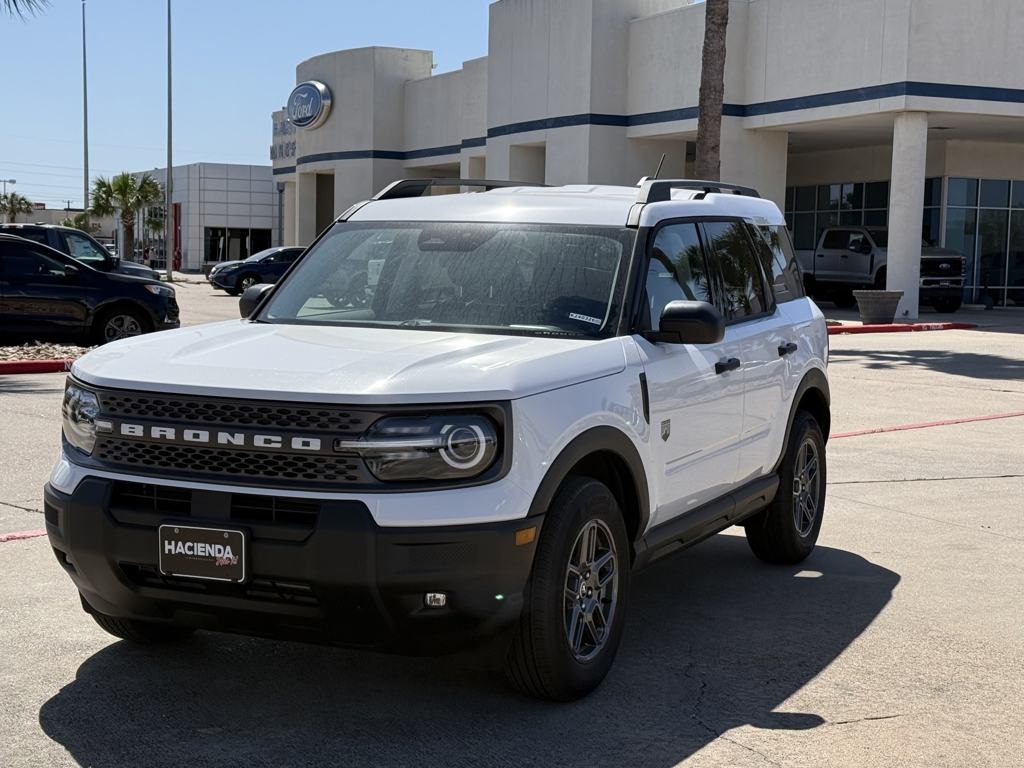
<box><xmin>920</xmin><ymin>259</ymin><xmax>964</xmax><ymax>278</ymax></box>
<box><xmin>120</xmin><ymin>563</ymin><xmax>320</xmax><ymax>607</ymax></box>
<box><xmin>99</xmin><ymin>391</ymin><xmax>378</xmax><ymax>432</ymax></box>
<box><xmin>95</xmin><ymin>440</ymin><xmax>368</xmax><ymax>484</ymax></box>
<box><xmin>111</xmin><ymin>480</ymin><xmax>191</xmax><ymax>517</ymax></box>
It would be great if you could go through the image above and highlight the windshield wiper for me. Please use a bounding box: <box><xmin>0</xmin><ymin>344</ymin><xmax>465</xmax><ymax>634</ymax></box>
<box><xmin>399</xmin><ymin>318</ymin><xmax>433</xmax><ymax>327</ymax></box>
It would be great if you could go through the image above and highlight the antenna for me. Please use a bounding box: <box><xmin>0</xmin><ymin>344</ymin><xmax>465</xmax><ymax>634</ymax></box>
<box><xmin>652</xmin><ymin>153</ymin><xmax>667</xmax><ymax>180</ymax></box>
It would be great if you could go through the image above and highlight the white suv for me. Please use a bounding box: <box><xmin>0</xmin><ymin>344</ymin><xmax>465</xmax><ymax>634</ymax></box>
<box><xmin>45</xmin><ymin>178</ymin><xmax>830</xmax><ymax>700</ymax></box>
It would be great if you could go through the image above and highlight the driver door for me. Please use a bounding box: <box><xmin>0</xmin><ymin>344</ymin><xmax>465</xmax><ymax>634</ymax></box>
<box><xmin>633</xmin><ymin>221</ymin><xmax>744</xmax><ymax>526</ymax></box>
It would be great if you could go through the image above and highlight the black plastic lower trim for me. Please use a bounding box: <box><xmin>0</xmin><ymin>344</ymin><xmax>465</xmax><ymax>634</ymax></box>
<box><xmin>44</xmin><ymin>479</ymin><xmax>541</xmax><ymax>654</ymax></box>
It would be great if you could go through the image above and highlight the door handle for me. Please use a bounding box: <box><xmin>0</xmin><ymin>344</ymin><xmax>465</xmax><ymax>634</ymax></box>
<box><xmin>778</xmin><ymin>342</ymin><xmax>798</xmax><ymax>357</ymax></box>
<box><xmin>815</xmin><ymin>253</ymin><xmax>825</xmax><ymax>258</ymax></box>
<box><xmin>715</xmin><ymin>357</ymin><xmax>741</xmax><ymax>375</ymax></box>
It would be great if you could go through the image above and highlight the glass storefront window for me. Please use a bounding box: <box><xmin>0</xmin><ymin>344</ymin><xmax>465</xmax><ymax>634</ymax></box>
<box><xmin>980</xmin><ymin>180</ymin><xmax>1010</xmax><ymax>208</ymax></box>
<box><xmin>921</xmin><ymin>209</ymin><xmax>941</xmax><ymax>246</ymax></box>
<box><xmin>864</xmin><ymin>210</ymin><xmax>887</xmax><ymax>227</ymax></box>
<box><xmin>794</xmin><ymin>186</ymin><xmax>816</xmax><ymax>212</ymax></box>
<box><xmin>792</xmin><ymin>213</ymin><xmax>816</xmax><ymax>250</ymax></box>
<box><xmin>1008</xmin><ymin>211</ymin><xmax>1024</xmax><ymax>307</ymax></box>
<box><xmin>945</xmin><ymin>207</ymin><xmax>977</xmax><ymax>290</ymax></box>
<box><xmin>923</xmin><ymin>177</ymin><xmax>942</xmax><ymax>207</ymax></box>
<box><xmin>1010</xmin><ymin>181</ymin><xmax>1024</xmax><ymax>209</ymax></box>
<box><xmin>841</xmin><ymin>183</ymin><xmax>863</xmax><ymax>210</ymax></box>
<box><xmin>864</xmin><ymin>181</ymin><xmax>889</xmax><ymax>209</ymax></box>
<box><xmin>947</xmin><ymin>178</ymin><xmax>978</xmax><ymax>207</ymax></box>
<box><xmin>977</xmin><ymin>209</ymin><xmax>1009</xmax><ymax>305</ymax></box>
<box><xmin>816</xmin><ymin>184</ymin><xmax>840</xmax><ymax>211</ymax></box>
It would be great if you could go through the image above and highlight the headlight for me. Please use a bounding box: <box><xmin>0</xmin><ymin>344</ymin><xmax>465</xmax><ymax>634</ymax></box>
<box><xmin>62</xmin><ymin>383</ymin><xmax>109</xmax><ymax>455</ymax></box>
<box><xmin>338</xmin><ymin>414</ymin><xmax>500</xmax><ymax>482</ymax></box>
<box><xmin>144</xmin><ymin>283</ymin><xmax>174</xmax><ymax>297</ymax></box>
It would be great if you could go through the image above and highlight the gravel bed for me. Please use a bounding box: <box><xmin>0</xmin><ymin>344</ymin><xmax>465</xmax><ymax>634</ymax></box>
<box><xmin>0</xmin><ymin>342</ymin><xmax>94</xmax><ymax>362</ymax></box>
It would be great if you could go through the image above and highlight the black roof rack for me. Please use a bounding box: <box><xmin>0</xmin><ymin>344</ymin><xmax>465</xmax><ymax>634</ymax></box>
<box><xmin>373</xmin><ymin>178</ymin><xmax>547</xmax><ymax>201</ymax></box>
<box><xmin>636</xmin><ymin>179</ymin><xmax>761</xmax><ymax>204</ymax></box>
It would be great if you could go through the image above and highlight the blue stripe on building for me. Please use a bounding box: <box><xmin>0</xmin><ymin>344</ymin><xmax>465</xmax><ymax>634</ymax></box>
<box><xmin>278</xmin><ymin>81</ymin><xmax>1024</xmax><ymax>172</ymax></box>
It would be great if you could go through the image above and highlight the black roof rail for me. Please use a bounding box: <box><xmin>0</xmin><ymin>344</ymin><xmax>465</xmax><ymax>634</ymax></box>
<box><xmin>636</xmin><ymin>178</ymin><xmax>761</xmax><ymax>204</ymax></box>
<box><xmin>373</xmin><ymin>178</ymin><xmax>547</xmax><ymax>201</ymax></box>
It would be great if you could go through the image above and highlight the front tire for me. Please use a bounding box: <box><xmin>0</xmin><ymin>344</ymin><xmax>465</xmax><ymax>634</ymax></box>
<box><xmin>90</xmin><ymin>611</ymin><xmax>195</xmax><ymax>644</ymax></box>
<box><xmin>237</xmin><ymin>273</ymin><xmax>260</xmax><ymax>293</ymax></box>
<box><xmin>745</xmin><ymin>411</ymin><xmax>826</xmax><ymax>564</ymax></box>
<box><xmin>505</xmin><ymin>477</ymin><xmax>630</xmax><ymax>701</ymax></box>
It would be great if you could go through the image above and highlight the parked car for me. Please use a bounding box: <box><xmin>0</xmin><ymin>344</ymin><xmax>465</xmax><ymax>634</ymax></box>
<box><xmin>45</xmin><ymin>178</ymin><xmax>829</xmax><ymax>700</ymax></box>
<box><xmin>0</xmin><ymin>223</ymin><xmax>160</xmax><ymax>282</ymax></box>
<box><xmin>208</xmin><ymin>246</ymin><xmax>305</xmax><ymax>295</ymax></box>
<box><xmin>0</xmin><ymin>233</ymin><xmax>178</xmax><ymax>343</ymax></box>
<box><xmin>797</xmin><ymin>226</ymin><xmax>966</xmax><ymax>312</ymax></box>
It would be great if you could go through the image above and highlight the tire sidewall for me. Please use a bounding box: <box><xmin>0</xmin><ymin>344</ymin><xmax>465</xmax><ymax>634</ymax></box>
<box><xmin>527</xmin><ymin>478</ymin><xmax>630</xmax><ymax>698</ymax></box>
<box><xmin>780</xmin><ymin>412</ymin><xmax>827</xmax><ymax>555</ymax></box>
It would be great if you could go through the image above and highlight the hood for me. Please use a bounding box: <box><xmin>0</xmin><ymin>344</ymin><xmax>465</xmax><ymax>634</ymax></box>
<box><xmin>71</xmin><ymin>321</ymin><xmax>627</xmax><ymax>404</ymax></box>
<box><xmin>117</xmin><ymin>262</ymin><xmax>159</xmax><ymax>278</ymax></box>
<box><xmin>210</xmin><ymin>260</ymin><xmax>244</xmax><ymax>272</ymax></box>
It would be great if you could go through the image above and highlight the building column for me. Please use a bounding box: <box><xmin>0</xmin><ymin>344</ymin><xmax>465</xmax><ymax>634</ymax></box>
<box><xmin>719</xmin><ymin>119</ymin><xmax>789</xmax><ymax>210</ymax></box>
<box><xmin>281</xmin><ymin>181</ymin><xmax>296</xmax><ymax>246</ymax></box>
<box><xmin>295</xmin><ymin>172</ymin><xmax>317</xmax><ymax>246</ymax></box>
<box><xmin>887</xmin><ymin>112</ymin><xmax>929</xmax><ymax>320</ymax></box>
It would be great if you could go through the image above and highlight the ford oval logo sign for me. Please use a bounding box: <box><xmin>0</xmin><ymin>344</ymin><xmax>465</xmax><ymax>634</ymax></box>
<box><xmin>287</xmin><ymin>81</ymin><xmax>332</xmax><ymax>130</ymax></box>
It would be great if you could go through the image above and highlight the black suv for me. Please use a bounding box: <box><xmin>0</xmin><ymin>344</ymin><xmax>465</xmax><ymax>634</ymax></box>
<box><xmin>208</xmin><ymin>246</ymin><xmax>305</xmax><ymax>295</ymax></box>
<box><xmin>0</xmin><ymin>234</ymin><xmax>179</xmax><ymax>343</ymax></box>
<box><xmin>0</xmin><ymin>223</ymin><xmax>160</xmax><ymax>281</ymax></box>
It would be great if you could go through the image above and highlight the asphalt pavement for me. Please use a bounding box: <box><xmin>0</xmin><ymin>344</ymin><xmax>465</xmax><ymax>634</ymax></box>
<box><xmin>1</xmin><ymin>295</ymin><xmax>1022</xmax><ymax>767</ymax></box>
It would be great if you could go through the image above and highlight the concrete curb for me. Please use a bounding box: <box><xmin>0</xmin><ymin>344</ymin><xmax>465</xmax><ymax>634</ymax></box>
<box><xmin>0</xmin><ymin>359</ymin><xmax>75</xmax><ymax>375</ymax></box>
<box><xmin>827</xmin><ymin>321</ymin><xmax>977</xmax><ymax>335</ymax></box>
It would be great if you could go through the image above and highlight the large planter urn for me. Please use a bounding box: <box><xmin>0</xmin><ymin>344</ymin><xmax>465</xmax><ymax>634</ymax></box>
<box><xmin>852</xmin><ymin>290</ymin><xmax>904</xmax><ymax>324</ymax></box>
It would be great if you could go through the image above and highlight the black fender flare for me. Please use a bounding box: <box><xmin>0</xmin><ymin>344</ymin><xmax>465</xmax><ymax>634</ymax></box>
<box><xmin>526</xmin><ymin>425</ymin><xmax>651</xmax><ymax>537</ymax></box>
<box><xmin>774</xmin><ymin>367</ymin><xmax>831</xmax><ymax>472</ymax></box>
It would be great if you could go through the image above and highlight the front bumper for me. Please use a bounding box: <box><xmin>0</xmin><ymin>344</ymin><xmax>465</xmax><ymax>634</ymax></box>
<box><xmin>209</xmin><ymin>272</ymin><xmax>237</xmax><ymax>290</ymax></box>
<box><xmin>918</xmin><ymin>281</ymin><xmax>964</xmax><ymax>300</ymax></box>
<box><xmin>44</xmin><ymin>479</ymin><xmax>542</xmax><ymax>653</ymax></box>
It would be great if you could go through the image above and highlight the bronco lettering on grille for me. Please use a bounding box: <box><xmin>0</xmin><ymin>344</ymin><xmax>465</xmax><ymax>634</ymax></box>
<box><xmin>118</xmin><ymin>423</ymin><xmax>322</xmax><ymax>451</ymax></box>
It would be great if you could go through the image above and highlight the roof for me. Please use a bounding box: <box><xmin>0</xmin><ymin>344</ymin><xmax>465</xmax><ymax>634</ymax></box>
<box><xmin>348</xmin><ymin>184</ymin><xmax>786</xmax><ymax>227</ymax></box>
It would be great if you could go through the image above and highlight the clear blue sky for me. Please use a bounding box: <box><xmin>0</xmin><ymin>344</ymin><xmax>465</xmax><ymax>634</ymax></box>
<box><xmin>0</xmin><ymin>0</ymin><xmax>492</xmax><ymax>210</ymax></box>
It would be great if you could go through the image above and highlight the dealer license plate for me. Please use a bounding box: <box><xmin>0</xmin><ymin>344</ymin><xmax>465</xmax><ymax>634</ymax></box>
<box><xmin>158</xmin><ymin>524</ymin><xmax>246</xmax><ymax>583</ymax></box>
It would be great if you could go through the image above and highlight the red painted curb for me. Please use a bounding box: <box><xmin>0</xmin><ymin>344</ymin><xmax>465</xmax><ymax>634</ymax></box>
<box><xmin>0</xmin><ymin>359</ymin><xmax>75</xmax><ymax>375</ymax></box>
<box><xmin>0</xmin><ymin>529</ymin><xmax>47</xmax><ymax>543</ymax></box>
<box><xmin>833</xmin><ymin>410</ymin><xmax>1024</xmax><ymax>439</ymax></box>
<box><xmin>828</xmin><ymin>322</ymin><xmax>976</xmax><ymax>335</ymax></box>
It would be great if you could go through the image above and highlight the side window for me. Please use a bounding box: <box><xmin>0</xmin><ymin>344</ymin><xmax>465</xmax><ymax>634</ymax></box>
<box><xmin>754</xmin><ymin>224</ymin><xmax>805</xmax><ymax>304</ymax></box>
<box><xmin>0</xmin><ymin>243</ymin><xmax>67</xmax><ymax>278</ymax></box>
<box><xmin>11</xmin><ymin>229</ymin><xmax>49</xmax><ymax>246</ymax></box>
<box><xmin>821</xmin><ymin>230</ymin><xmax>849</xmax><ymax>249</ymax></box>
<box><xmin>645</xmin><ymin>223</ymin><xmax>713</xmax><ymax>328</ymax></box>
<box><xmin>283</xmin><ymin>250</ymin><xmax>302</xmax><ymax>263</ymax></box>
<box><xmin>64</xmin><ymin>232</ymin><xmax>109</xmax><ymax>265</ymax></box>
<box><xmin>701</xmin><ymin>220</ymin><xmax>768</xmax><ymax>321</ymax></box>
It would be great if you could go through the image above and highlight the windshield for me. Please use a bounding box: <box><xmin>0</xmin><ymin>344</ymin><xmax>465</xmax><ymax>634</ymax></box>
<box><xmin>244</xmin><ymin>248</ymin><xmax>278</xmax><ymax>263</ymax></box>
<box><xmin>259</xmin><ymin>222</ymin><xmax>634</xmax><ymax>338</ymax></box>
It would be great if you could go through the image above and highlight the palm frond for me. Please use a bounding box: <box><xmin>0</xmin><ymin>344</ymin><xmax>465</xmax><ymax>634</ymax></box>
<box><xmin>2</xmin><ymin>0</ymin><xmax>49</xmax><ymax>18</ymax></box>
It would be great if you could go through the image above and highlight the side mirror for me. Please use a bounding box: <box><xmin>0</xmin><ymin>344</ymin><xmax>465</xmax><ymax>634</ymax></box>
<box><xmin>646</xmin><ymin>300</ymin><xmax>725</xmax><ymax>344</ymax></box>
<box><xmin>63</xmin><ymin>264</ymin><xmax>80</xmax><ymax>282</ymax></box>
<box><xmin>239</xmin><ymin>283</ymin><xmax>274</xmax><ymax>318</ymax></box>
<box><xmin>860</xmin><ymin>240</ymin><xmax>873</xmax><ymax>254</ymax></box>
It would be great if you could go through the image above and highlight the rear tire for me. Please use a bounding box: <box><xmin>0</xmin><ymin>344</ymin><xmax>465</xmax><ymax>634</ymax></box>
<box><xmin>745</xmin><ymin>410</ymin><xmax>826</xmax><ymax>564</ymax></box>
<box><xmin>504</xmin><ymin>477</ymin><xmax>630</xmax><ymax>701</ymax></box>
<box><xmin>92</xmin><ymin>307</ymin><xmax>150</xmax><ymax>345</ymax></box>
<box><xmin>90</xmin><ymin>611</ymin><xmax>195</xmax><ymax>644</ymax></box>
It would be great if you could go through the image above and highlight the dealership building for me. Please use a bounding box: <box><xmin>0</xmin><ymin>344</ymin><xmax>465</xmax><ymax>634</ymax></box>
<box><xmin>272</xmin><ymin>0</ymin><xmax>1024</xmax><ymax>316</ymax></box>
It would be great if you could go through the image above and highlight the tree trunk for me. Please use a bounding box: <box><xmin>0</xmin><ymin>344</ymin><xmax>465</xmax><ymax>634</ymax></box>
<box><xmin>695</xmin><ymin>0</ymin><xmax>730</xmax><ymax>181</ymax></box>
<box><xmin>123</xmin><ymin>215</ymin><xmax>135</xmax><ymax>263</ymax></box>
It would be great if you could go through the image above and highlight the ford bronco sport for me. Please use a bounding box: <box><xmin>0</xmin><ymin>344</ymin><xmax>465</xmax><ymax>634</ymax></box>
<box><xmin>45</xmin><ymin>178</ymin><xmax>830</xmax><ymax>700</ymax></box>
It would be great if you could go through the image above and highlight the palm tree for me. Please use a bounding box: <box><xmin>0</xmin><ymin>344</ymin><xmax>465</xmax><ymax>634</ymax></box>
<box><xmin>1</xmin><ymin>0</ymin><xmax>48</xmax><ymax>17</ymax></box>
<box><xmin>60</xmin><ymin>212</ymin><xmax>100</xmax><ymax>234</ymax></box>
<box><xmin>0</xmin><ymin>192</ymin><xmax>34</xmax><ymax>223</ymax></box>
<box><xmin>90</xmin><ymin>173</ymin><xmax>163</xmax><ymax>261</ymax></box>
<box><xmin>695</xmin><ymin>0</ymin><xmax>729</xmax><ymax>181</ymax></box>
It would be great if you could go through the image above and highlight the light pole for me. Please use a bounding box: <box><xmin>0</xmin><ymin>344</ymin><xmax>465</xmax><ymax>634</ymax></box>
<box><xmin>165</xmin><ymin>0</ymin><xmax>174</xmax><ymax>282</ymax></box>
<box><xmin>82</xmin><ymin>0</ymin><xmax>89</xmax><ymax>211</ymax></box>
<box><xmin>1</xmin><ymin>179</ymin><xmax>14</xmax><ymax>195</ymax></box>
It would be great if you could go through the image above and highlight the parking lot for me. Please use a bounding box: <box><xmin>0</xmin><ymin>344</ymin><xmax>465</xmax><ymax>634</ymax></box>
<box><xmin>1</xmin><ymin>287</ymin><xmax>1021</xmax><ymax>767</ymax></box>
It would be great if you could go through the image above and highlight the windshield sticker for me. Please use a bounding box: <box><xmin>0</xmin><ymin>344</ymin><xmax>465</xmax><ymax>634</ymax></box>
<box><xmin>569</xmin><ymin>312</ymin><xmax>603</xmax><ymax>326</ymax></box>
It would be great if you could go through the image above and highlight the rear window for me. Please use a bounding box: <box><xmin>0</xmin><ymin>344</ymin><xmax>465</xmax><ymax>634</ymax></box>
<box><xmin>754</xmin><ymin>224</ymin><xmax>805</xmax><ymax>304</ymax></box>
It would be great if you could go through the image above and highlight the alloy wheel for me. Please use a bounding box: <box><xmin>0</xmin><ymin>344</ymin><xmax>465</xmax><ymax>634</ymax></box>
<box><xmin>792</xmin><ymin>437</ymin><xmax>821</xmax><ymax>537</ymax></box>
<box><xmin>103</xmin><ymin>314</ymin><xmax>143</xmax><ymax>342</ymax></box>
<box><xmin>563</xmin><ymin>518</ymin><xmax>619</xmax><ymax>662</ymax></box>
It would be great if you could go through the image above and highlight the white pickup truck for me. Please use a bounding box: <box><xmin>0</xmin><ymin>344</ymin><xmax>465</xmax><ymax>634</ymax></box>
<box><xmin>797</xmin><ymin>226</ymin><xmax>965</xmax><ymax>312</ymax></box>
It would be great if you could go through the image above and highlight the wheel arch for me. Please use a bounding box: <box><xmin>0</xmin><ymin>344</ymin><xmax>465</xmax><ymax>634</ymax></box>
<box><xmin>774</xmin><ymin>367</ymin><xmax>831</xmax><ymax>474</ymax></box>
<box><xmin>90</xmin><ymin>299</ymin><xmax>156</xmax><ymax>331</ymax></box>
<box><xmin>526</xmin><ymin>426</ymin><xmax>650</xmax><ymax>561</ymax></box>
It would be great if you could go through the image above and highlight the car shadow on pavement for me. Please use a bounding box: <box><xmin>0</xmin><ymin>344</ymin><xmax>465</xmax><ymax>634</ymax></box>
<box><xmin>0</xmin><ymin>376</ymin><xmax>66</xmax><ymax>395</ymax></box>
<box><xmin>38</xmin><ymin>534</ymin><xmax>898</xmax><ymax>768</ymax></box>
<box><xmin>829</xmin><ymin>347</ymin><xmax>1024</xmax><ymax>381</ymax></box>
